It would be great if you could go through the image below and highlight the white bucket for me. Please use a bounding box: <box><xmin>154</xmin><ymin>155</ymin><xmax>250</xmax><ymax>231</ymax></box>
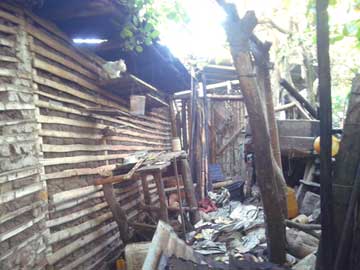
<box><xmin>172</xmin><ymin>137</ymin><xmax>182</xmax><ymax>151</ymax></box>
<box><xmin>125</xmin><ymin>242</ymin><xmax>151</xmax><ymax>270</ymax></box>
<box><xmin>130</xmin><ymin>95</ymin><xmax>146</xmax><ymax>115</ymax></box>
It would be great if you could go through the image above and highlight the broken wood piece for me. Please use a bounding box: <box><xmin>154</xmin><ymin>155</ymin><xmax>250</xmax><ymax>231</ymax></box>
<box><xmin>280</xmin><ymin>79</ymin><xmax>318</xmax><ymax>119</ymax></box>
<box><xmin>180</xmin><ymin>158</ymin><xmax>201</xmax><ymax>224</ymax></box>
<box><xmin>95</xmin><ymin>158</ymin><xmax>145</xmax><ymax>185</ymax></box>
<box><xmin>103</xmin><ymin>183</ymin><xmax>131</xmax><ymax>244</ymax></box>
<box><xmin>153</xmin><ymin>171</ymin><xmax>169</xmax><ymax>222</ymax></box>
<box><xmin>173</xmin><ymin>157</ymin><xmax>187</xmax><ymax>236</ymax></box>
<box><xmin>285</xmin><ymin>220</ymin><xmax>321</xmax><ymax>239</ymax></box>
<box><xmin>274</xmin><ymin>102</ymin><xmax>296</xmax><ymax>112</ymax></box>
<box><xmin>286</xmin><ymin>229</ymin><xmax>319</xmax><ymax>259</ymax></box>
<box><xmin>216</xmin><ymin>126</ymin><xmax>243</xmax><ymax>155</ymax></box>
<box><xmin>140</xmin><ymin>203</ymin><xmax>198</xmax><ymax>212</ymax></box>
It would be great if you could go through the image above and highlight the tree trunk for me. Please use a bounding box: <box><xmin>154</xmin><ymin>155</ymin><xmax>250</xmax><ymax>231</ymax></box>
<box><xmin>256</xmin><ymin>47</ymin><xmax>287</xmax><ymax>217</ymax></box>
<box><xmin>333</xmin><ymin>75</ymin><xmax>360</xmax><ymax>269</ymax></box>
<box><xmin>217</xmin><ymin>2</ymin><xmax>286</xmax><ymax>264</ymax></box>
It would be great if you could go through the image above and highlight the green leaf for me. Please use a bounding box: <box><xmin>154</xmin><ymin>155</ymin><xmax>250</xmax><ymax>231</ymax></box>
<box><xmin>150</xmin><ymin>30</ymin><xmax>160</xmax><ymax>39</ymax></box>
<box><xmin>329</xmin><ymin>0</ymin><xmax>337</xmax><ymax>5</ymax></box>
<box><xmin>144</xmin><ymin>22</ymin><xmax>154</xmax><ymax>32</ymax></box>
<box><xmin>120</xmin><ymin>27</ymin><xmax>133</xmax><ymax>38</ymax></box>
<box><xmin>135</xmin><ymin>45</ymin><xmax>143</xmax><ymax>53</ymax></box>
<box><xmin>330</xmin><ymin>35</ymin><xmax>344</xmax><ymax>44</ymax></box>
<box><xmin>132</xmin><ymin>16</ymin><xmax>139</xmax><ymax>26</ymax></box>
<box><xmin>144</xmin><ymin>37</ymin><xmax>152</xmax><ymax>46</ymax></box>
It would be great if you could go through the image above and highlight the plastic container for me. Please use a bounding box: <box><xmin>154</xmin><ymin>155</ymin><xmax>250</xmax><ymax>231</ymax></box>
<box><xmin>125</xmin><ymin>242</ymin><xmax>151</xmax><ymax>270</ymax></box>
<box><xmin>171</xmin><ymin>137</ymin><xmax>182</xmax><ymax>151</ymax></box>
<box><xmin>130</xmin><ymin>95</ymin><xmax>146</xmax><ymax>115</ymax></box>
<box><xmin>313</xmin><ymin>135</ymin><xmax>340</xmax><ymax>156</ymax></box>
<box><xmin>116</xmin><ymin>258</ymin><xmax>126</xmax><ymax>270</ymax></box>
<box><xmin>287</xmin><ymin>187</ymin><xmax>299</xmax><ymax>219</ymax></box>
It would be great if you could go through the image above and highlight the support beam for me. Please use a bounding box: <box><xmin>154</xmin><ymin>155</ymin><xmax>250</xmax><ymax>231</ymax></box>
<box><xmin>315</xmin><ymin>0</ymin><xmax>334</xmax><ymax>269</ymax></box>
<box><xmin>280</xmin><ymin>79</ymin><xmax>318</xmax><ymax>119</ymax></box>
<box><xmin>216</xmin><ymin>126</ymin><xmax>243</xmax><ymax>155</ymax></box>
<box><xmin>103</xmin><ymin>184</ymin><xmax>131</xmax><ymax>244</ymax></box>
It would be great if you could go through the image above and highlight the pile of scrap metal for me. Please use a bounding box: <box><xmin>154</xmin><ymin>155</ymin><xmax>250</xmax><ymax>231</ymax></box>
<box><xmin>140</xmin><ymin>219</ymin><xmax>290</xmax><ymax>270</ymax></box>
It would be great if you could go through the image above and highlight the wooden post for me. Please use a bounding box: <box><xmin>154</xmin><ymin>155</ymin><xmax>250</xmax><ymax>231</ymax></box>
<box><xmin>216</xmin><ymin>3</ymin><xmax>286</xmax><ymax>264</ymax></box>
<box><xmin>103</xmin><ymin>183</ymin><xmax>131</xmax><ymax>244</ymax></box>
<box><xmin>316</xmin><ymin>0</ymin><xmax>334</xmax><ymax>269</ymax></box>
<box><xmin>169</xmin><ymin>99</ymin><xmax>178</xmax><ymax>138</ymax></box>
<box><xmin>180</xmin><ymin>158</ymin><xmax>200</xmax><ymax>224</ymax></box>
<box><xmin>181</xmin><ymin>99</ymin><xmax>188</xmax><ymax>151</ymax></box>
<box><xmin>153</xmin><ymin>171</ymin><xmax>169</xmax><ymax>222</ymax></box>
<box><xmin>201</xmin><ymin>74</ymin><xmax>211</xmax><ymax>192</ymax></box>
<box><xmin>261</xmin><ymin>44</ymin><xmax>283</xmax><ymax>170</ymax></box>
<box><xmin>141</xmin><ymin>174</ymin><xmax>151</xmax><ymax>206</ymax></box>
<box><xmin>189</xmin><ymin>71</ymin><xmax>198</xmax><ymax>181</ymax></box>
<box><xmin>173</xmin><ymin>157</ymin><xmax>186</xmax><ymax>236</ymax></box>
<box><xmin>210</xmin><ymin>102</ymin><xmax>217</xmax><ymax>164</ymax></box>
<box><xmin>187</xmin><ymin>99</ymin><xmax>192</xmax><ymax>153</ymax></box>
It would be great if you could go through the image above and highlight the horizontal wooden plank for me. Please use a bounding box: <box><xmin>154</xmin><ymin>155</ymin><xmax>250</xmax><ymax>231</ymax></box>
<box><xmin>32</xmin><ymin>44</ymin><xmax>97</xmax><ymax>80</ymax></box>
<box><xmin>38</xmin><ymin>115</ymin><xmax>169</xmax><ymax>141</ymax></box>
<box><xmin>48</xmin><ymin>212</ymin><xmax>112</xmax><ymax>244</ymax></box>
<box><xmin>0</xmin><ymin>37</ymin><xmax>15</xmax><ymax>48</ymax></box>
<box><xmin>52</xmin><ymin>185</ymin><xmax>102</xmax><ymax>205</ymax></box>
<box><xmin>46</xmin><ymin>221</ymin><xmax>118</xmax><ymax>265</ymax></box>
<box><xmin>0</xmin><ymin>38</ymin><xmax>15</xmax><ymax>48</ymax></box>
<box><xmin>34</xmin><ymin>58</ymin><xmax>128</xmax><ymax>107</ymax></box>
<box><xmin>36</xmin><ymin>100</ymin><xmax>171</xmax><ymax>136</ymax></box>
<box><xmin>51</xmin><ymin>191</ymin><xmax>104</xmax><ymax>212</ymax></box>
<box><xmin>41</xmin><ymin>153</ymin><xmax>128</xmax><ymax>166</ymax></box>
<box><xmin>0</xmin><ymin>24</ymin><xmax>16</xmax><ymax>34</ymax></box>
<box><xmin>0</xmin><ymin>230</ymin><xmax>44</xmax><ymax>261</ymax></box>
<box><xmin>46</xmin><ymin>202</ymin><xmax>108</xmax><ymax>228</ymax></box>
<box><xmin>44</xmin><ymin>164</ymin><xmax>115</xmax><ymax>181</ymax></box>
<box><xmin>34</xmin><ymin>75</ymin><xmax>170</xmax><ymax>126</ymax></box>
<box><xmin>36</xmin><ymin>90</ymin><xmax>90</xmax><ymax>109</ymax></box>
<box><xmin>0</xmin><ymin>213</ymin><xmax>45</xmax><ymax>242</ymax></box>
<box><xmin>0</xmin><ymin>102</ymin><xmax>35</xmax><ymax>111</ymax></box>
<box><xmin>88</xmin><ymin>242</ymin><xmax>122</xmax><ymax>270</ymax></box>
<box><xmin>0</xmin><ymin>55</ymin><xmax>18</xmax><ymax>63</ymax></box>
<box><xmin>0</xmin><ymin>201</ymin><xmax>43</xmax><ymax>225</ymax></box>
<box><xmin>39</xmin><ymin>129</ymin><xmax>171</xmax><ymax>147</ymax></box>
<box><xmin>59</xmin><ymin>232</ymin><xmax>121</xmax><ymax>270</ymax></box>
<box><xmin>0</xmin><ymin>9</ymin><xmax>24</xmax><ymax>25</ymax></box>
<box><xmin>0</xmin><ymin>84</ymin><xmax>33</xmax><ymax>93</ymax></box>
<box><xmin>0</xmin><ymin>182</ymin><xmax>44</xmax><ymax>204</ymax></box>
<box><xmin>34</xmin><ymin>58</ymin><xmax>100</xmax><ymax>92</ymax></box>
<box><xmin>34</xmin><ymin>75</ymin><xmax>124</xmax><ymax>110</ymax></box>
<box><xmin>0</xmin><ymin>165</ymin><xmax>40</xmax><ymax>184</ymax></box>
<box><xmin>27</xmin><ymin>24</ymin><xmax>101</xmax><ymax>75</ymax></box>
<box><xmin>42</xmin><ymin>144</ymin><xmax>166</xmax><ymax>153</ymax></box>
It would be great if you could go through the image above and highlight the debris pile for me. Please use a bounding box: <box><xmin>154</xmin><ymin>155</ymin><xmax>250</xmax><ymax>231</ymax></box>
<box><xmin>187</xmin><ymin>193</ymin><xmax>270</xmax><ymax>265</ymax></box>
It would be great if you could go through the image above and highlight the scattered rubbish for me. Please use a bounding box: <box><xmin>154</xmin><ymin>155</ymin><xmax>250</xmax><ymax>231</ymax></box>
<box><xmin>208</xmin><ymin>188</ymin><xmax>231</xmax><ymax>207</ymax></box>
<box><xmin>291</xmin><ymin>214</ymin><xmax>309</xmax><ymax>224</ymax></box>
<box><xmin>292</xmin><ymin>253</ymin><xmax>316</xmax><ymax>270</ymax></box>
<box><xmin>188</xmin><ymin>196</ymin><xmax>268</xmax><ymax>266</ymax></box>
<box><xmin>286</xmin><ymin>229</ymin><xmax>318</xmax><ymax>259</ymax></box>
<box><xmin>198</xmin><ymin>198</ymin><xmax>218</xmax><ymax>213</ymax></box>
<box><xmin>287</xmin><ymin>187</ymin><xmax>299</xmax><ymax>218</ymax></box>
<box><xmin>125</xmin><ymin>242</ymin><xmax>151</xmax><ymax>270</ymax></box>
<box><xmin>300</xmin><ymin>191</ymin><xmax>320</xmax><ymax>216</ymax></box>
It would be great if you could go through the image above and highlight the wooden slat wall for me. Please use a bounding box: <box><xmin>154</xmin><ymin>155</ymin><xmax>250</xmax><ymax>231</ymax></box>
<box><xmin>0</xmin><ymin>3</ymin><xmax>171</xmax><ymax>270</ymax></box>
<box><xmin>213</xmin><ymin>100</ymin><xmax>246</xmax><ymax>179</ymax></box>
<box><xmin>0</xmin><ymin>5</ymin><xmax>48</xmax><ymax>270</ymax></box>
